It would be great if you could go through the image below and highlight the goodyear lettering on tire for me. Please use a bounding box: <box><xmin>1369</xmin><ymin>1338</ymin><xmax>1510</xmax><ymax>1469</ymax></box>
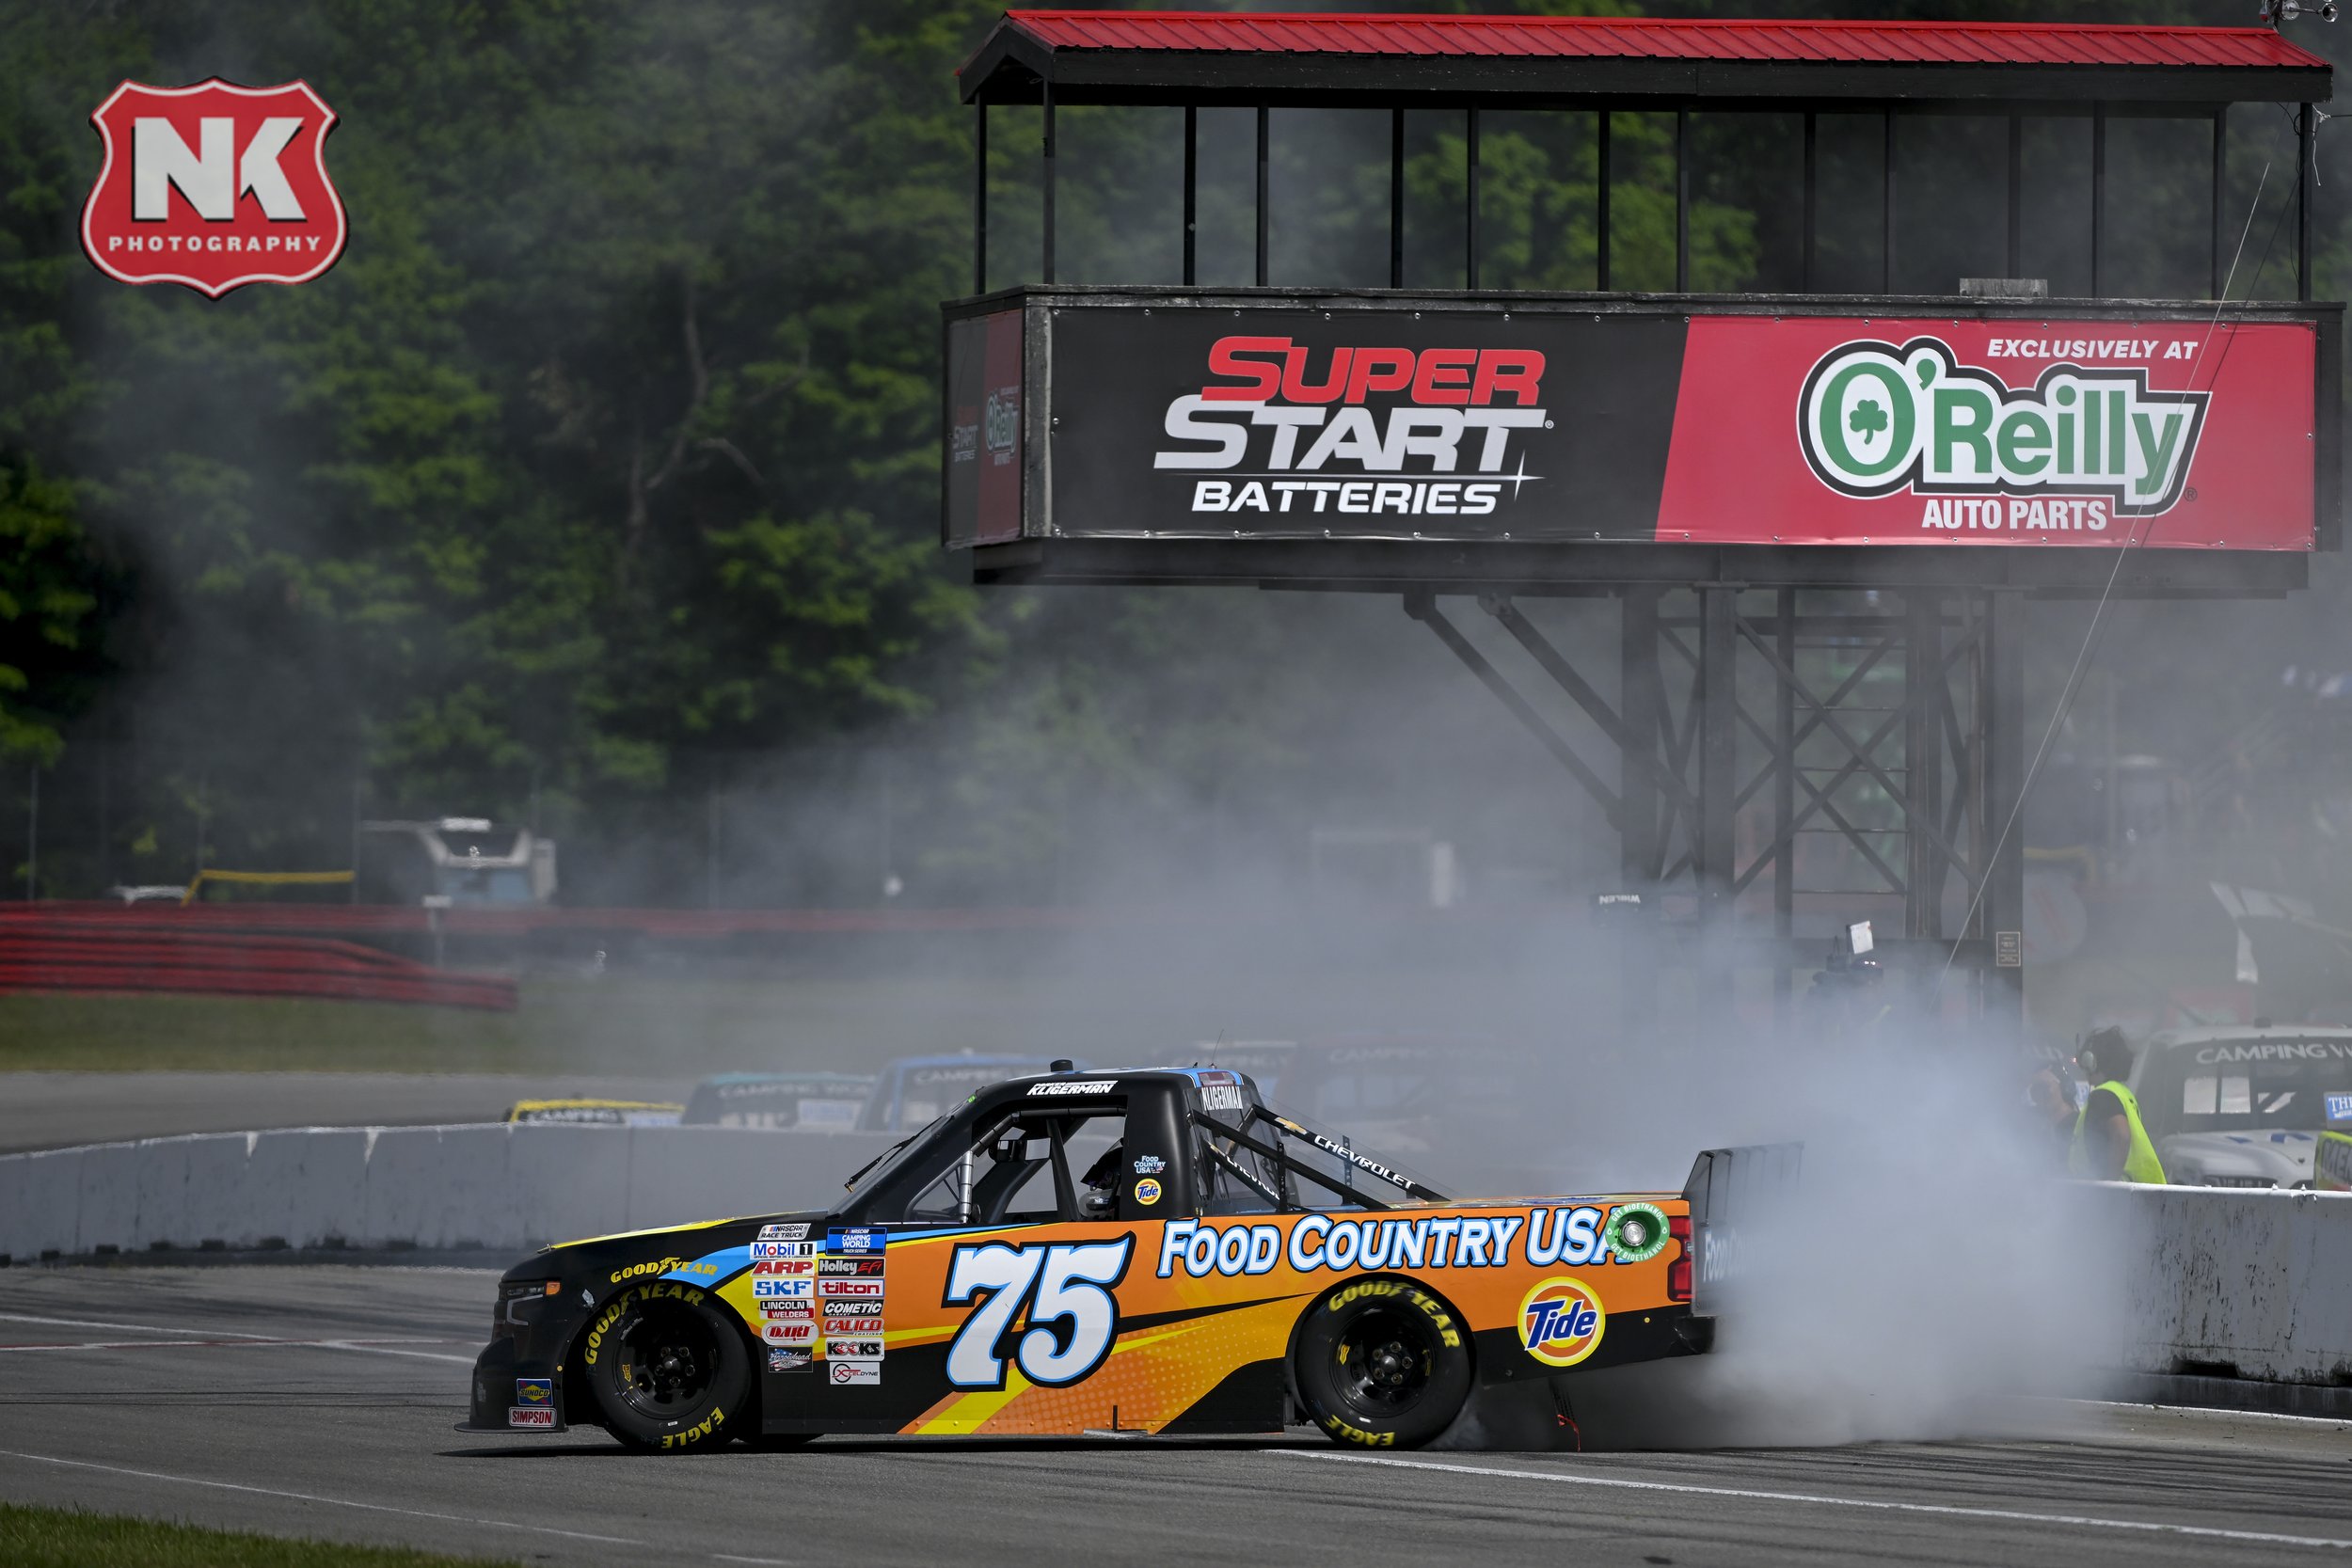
<box><xmin>581</xmin><ymin>1282</ymin><xmax>706</xmax><ymax>1368</ymax></box>
<box><xmin>659</xmin><ymin>1404</ymin><xmax>727</xmax><ymax>1451</ymax></box>
<box><xmin>1326</xmin><ymin>1278</ymin><xmax>1463</xmax><ymax>1351</ymax></box>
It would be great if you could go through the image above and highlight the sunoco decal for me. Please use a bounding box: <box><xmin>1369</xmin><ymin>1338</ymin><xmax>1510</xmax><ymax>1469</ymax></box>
<box><xmin>1799</xmin><ymin>338</ymin><xmax>2207</xmax><ymax>520</ymax></box>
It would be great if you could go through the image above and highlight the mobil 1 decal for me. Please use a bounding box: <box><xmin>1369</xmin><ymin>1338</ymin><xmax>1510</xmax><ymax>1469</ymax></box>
<box><xmin>1657</xmin><ymin>316</ymin><xmax>2317</xmax><ymax>550</ymax></box>
<box><xmin>1044</xmin><ymin>305</ymin><xmax>1687</xmax><ymax>541</ymax></box>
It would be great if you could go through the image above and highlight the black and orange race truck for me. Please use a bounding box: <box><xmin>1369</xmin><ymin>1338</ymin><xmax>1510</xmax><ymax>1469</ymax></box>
<box><xmin>461</xmin><ymin>1065</ymin><xmax>1733</xmax><ymax>1451</ymax></box>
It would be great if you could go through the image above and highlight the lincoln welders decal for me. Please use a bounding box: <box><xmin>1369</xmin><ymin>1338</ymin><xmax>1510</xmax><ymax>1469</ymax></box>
<box><xmin>950</xmin><ymin>298</ymin><xmax>2320</xmax><ymax>551</ymax></box>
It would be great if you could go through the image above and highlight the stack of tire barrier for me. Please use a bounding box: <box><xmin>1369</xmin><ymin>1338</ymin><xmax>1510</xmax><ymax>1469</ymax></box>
<box><xmin>0</xmin><ymin>1124</ymin><xmax>900</xmax><ymax>1261</ymax></box>
<box><xmin>0</xmin><ymin>909</ymin><xmax>516</xmax><ymax>1010</ymax></box>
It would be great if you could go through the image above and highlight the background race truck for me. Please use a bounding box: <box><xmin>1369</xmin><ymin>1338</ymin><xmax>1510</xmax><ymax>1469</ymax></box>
<box><xmin>464</xmin><ymin>1065</ymin><xmax>1717</xmax><ymax>1451</ymax></box>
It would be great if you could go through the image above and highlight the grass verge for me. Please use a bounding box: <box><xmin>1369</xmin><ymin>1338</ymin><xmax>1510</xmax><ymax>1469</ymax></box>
<box><xmin>0</xmin><ymin>1502</ymin><xmax>519</xmax><ymax>1568</ymax></box>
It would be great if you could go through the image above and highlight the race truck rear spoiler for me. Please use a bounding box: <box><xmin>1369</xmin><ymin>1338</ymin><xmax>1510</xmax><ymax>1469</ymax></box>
<box><xmin>1681</xmin><ymin>1142</ymin><xmax>1804</xmax><ymax>1323</ymax></box>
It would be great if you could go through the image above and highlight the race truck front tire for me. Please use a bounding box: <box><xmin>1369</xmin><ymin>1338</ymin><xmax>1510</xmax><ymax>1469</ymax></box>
<box><xmin>1293</xmin><ymin>1276</ymin><xmax>1472</xmax><ymax>1449</ymax></box>
<box><xmin>580</xmin><ymin>1283</ymin><xmax>753</xmax><ymax>1452</ymax></box>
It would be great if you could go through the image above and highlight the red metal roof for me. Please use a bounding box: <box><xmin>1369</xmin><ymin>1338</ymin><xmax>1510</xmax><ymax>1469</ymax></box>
<box><xmin>978</xmin><ymin>10</ymin><xmax>2327</xmax><ymax>73</ymax></box>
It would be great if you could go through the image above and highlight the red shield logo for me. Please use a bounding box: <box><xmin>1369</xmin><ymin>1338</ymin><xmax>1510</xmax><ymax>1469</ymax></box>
<box><xmin>81</xmin><ymin>79</ymin><xmax>345</xmax><ymax>298</ymax></box>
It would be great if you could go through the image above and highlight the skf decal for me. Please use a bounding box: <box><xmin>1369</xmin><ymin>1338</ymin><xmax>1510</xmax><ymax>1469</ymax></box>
<box><xmin>81</xmin><ymin>80</ymin><xmax>346</xmax><ymax>296</ymax></box>
<box><xmin>1518</xmin><ymin>1277</ymin><xmax>1606</xmax><ymax>1368</ymax></box>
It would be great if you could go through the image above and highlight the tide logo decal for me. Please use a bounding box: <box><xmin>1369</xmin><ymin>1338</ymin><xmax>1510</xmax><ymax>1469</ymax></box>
<box><xmin>1518</xmin><ymin>1276</ymin><xmax>1605</xmax><ymax>1369</ymax></box>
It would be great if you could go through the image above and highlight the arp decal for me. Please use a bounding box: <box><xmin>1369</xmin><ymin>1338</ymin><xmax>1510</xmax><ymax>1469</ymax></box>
<box><xmin>944</xmin><ymin>1236</ymin><xmax>1135</xmax><ymax>1390</ymax></box>
<box><xmin>1518</xmin><ymin>1277</ymin><xmax>1607</xmax><ymax>1368</ymax></box>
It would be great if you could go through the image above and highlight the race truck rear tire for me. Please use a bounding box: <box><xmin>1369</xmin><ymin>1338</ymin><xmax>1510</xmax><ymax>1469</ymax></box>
<box><xmin>580</xmin><ymin>1283</ymin><xmax>752</xmax><ymax>1453</ymax></box>
<box><xmin>1292</xmin><ymin>1277</ymin><xmax>1472</xmax><ymax>1449</ymax></box>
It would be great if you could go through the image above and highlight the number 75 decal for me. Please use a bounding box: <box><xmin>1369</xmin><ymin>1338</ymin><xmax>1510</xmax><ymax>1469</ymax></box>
<box><xmin>943</xmin><ymin>1236</ymin><xmax>1135</xmax><ymax>1389</ymax></box>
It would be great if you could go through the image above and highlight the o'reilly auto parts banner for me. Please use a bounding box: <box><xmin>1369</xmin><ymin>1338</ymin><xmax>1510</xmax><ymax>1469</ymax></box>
<box><xmin>981</xmin><ymin>302</ymin><xmax>2319</xmax><ymax>551</ymax></box>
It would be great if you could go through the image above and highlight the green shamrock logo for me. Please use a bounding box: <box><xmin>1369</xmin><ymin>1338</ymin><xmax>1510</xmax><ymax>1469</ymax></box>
<box><xmin>1850</xmin><ymin>399</ymin><xmax>1889</xmax><ymax>442</ymax></box>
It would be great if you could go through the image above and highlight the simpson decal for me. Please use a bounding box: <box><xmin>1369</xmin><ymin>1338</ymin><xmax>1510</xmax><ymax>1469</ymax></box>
<box><xmin>508</xmin><ymin>1406</ymin><xmax>556</xmax><ymax>1428</ymax></box>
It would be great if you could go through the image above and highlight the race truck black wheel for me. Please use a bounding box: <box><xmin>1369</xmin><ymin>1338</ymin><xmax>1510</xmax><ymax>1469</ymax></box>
<box><xmin>1292</xmin><ymin>1277</ymin><xmax>1472</xmax><ymax>1449</ymax></box>
<box><xmin>580</xmin><ymin>1284</ymin><xmax>752</xmax><ymax>1453</ymax></box>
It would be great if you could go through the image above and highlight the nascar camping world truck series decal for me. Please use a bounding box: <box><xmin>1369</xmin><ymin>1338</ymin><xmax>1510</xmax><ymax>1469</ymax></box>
<box><xmin>993</xmin><ymin>303</ymin><xmax>2317</xmax><ymax>552</ymax></box>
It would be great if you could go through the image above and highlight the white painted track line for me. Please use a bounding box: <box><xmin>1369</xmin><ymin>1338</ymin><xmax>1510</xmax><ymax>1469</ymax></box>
<box><xmin>1275</xmin><ymin>1449</ymin><xmax>2352</xmax><ymax>1552</ymax></box>
<box><xmin>0</xmin><ymin>1450</ymin><xmax>644</xmax><ymax>1546</ymax></box>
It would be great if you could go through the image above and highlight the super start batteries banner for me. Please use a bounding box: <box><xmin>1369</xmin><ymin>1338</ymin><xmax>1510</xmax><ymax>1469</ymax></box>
<box><xmin>944</xmin><ymin>298</ymin><xmax>2325</xmax><ymax>551</ymax></box>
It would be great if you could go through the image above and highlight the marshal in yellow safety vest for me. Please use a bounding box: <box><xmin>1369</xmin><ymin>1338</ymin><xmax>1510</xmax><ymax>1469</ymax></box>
<box><xmin>2068</xmin><ymin>1079</ymin><xmax>2168</xmax><ymax>1184</ymax></box>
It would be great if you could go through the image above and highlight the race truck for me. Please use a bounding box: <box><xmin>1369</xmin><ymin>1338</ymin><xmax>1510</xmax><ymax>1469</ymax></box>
<box><xmin>2124</xmin><ymin>1024</ymin><xmax>2352</xmax><ymax>1188</ymax></box>
<box><xmin>854</xmin><ymin>1053</ymin><xmax>1080</xmax><ymax>1132</ymax></box>
<box><xmin>682</xmin><ymin>1072</ymin><xmax>877</xmax><ymax>1131</ymax></box>
<box><xmin>461</xmin><ymin>1065</ymin><xmax>1713</xmax><ymax>1451</ymax></box>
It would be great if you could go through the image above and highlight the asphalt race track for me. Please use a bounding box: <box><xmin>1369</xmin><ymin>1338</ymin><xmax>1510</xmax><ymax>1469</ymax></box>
<box><xmin>1</xmin><ymin>1267</ymin><xmax>2348</xmax><ymax>1566</ymax></box>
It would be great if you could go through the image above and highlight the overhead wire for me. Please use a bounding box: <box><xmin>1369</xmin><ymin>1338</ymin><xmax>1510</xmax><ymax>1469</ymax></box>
<box><xmin>1936</xmin><ymin>147</ymin><xmax>2296</xmax><ymax>998</ymax></box>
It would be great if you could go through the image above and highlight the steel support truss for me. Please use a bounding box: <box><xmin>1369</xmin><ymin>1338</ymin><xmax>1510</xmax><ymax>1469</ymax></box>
<box><xmin>1406</xmin><ymin>585</ymin><xmax>2023</xmax><ymax>1028</ymax></box>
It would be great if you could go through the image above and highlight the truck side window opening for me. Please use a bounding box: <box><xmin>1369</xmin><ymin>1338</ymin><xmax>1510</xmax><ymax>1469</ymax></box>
<box><xmin>904</xmin><ymin>1106</ymin><xmax>1126</xmax><ymax>1226</ymax></box>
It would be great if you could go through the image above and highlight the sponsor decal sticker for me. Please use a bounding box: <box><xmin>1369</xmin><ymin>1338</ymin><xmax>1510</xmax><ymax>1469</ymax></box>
<box><xmin>81</xmin><ymin>79</ymin><xmax>347</xmax><ymax>297</ymax></box>
<box><xmin>814</xmin><ymin>1297</ymin><xmax>880</xmax><ymax>1325</ymax></box>
<box><xmin>1133</xmin><ymin>1177</ymin><xmax>1163</xmax><ymax>1206</ymax></box>
<box><xmin>508</xmin><ymin>1406</ymin><xmax>556</xmax><ymax>1428</ymax></box>
<box><xmin>1518</xmin><ymin>1277</ymin><xmax>1607</xmax><ymax>1369</ymax></box>
<box><xmin>1133</xmin><ymin>1153</ymin><xmax>1167</xmax><ymax>1176</ymax></box>
<box><xmin>514</xmin><ymin>1377</ymin><xmax>553</xmax><ymax>1407</ymax></box>
<box><xmin>751</xmin><ymin>1259</ymin><xmax>814</xmax><ymax>1277</ymax></box>
<box><xmin>830</xmin><ymin>1359</ymin><xmax>882</xmax><ymax>1386</ymax></box>
<box><xmin>2326</xmin><ymin>1092</ymin><xmax>2352</xmax><ymax>1125</ymax></box>
<box><xmin>826</xmin><ymin>1227</ymin><xmax>888</xmax><ymax>1254</ymax></box>
<box><xmin>767</xmin><ymin>1349</ymin><xmax>813</xmax><ymax>1373</ymax></box>
<box><xmin>762</xmin><ymin>1320</ymin><xmax>818</xmax><ymax>1346</ymax></box>
<box><xmin>1605</xmin><ymin>1202</ymin><xmax>1670</xmax><ymax>1264</ymax></box>
<box><xmin>2195</xmin><ymin>1040</ymin><xmax>2352</xmax><ymax>1066</ymax></box>
<box><xmin>753</xmin><ymin>1278</ymin><xmax>812</xmax><ymax>1299</ymax></box>
<box><xmin>1027</xmin><ymin>1080</ymin><xmax>1118</xmax><ymax>1097</ymax></box>
<box><xmin>750</xmin><ymin>1242</ymin><xmax>813</xmax><ymax>1260</ymax></box>
<box><xmin>818</xmin><ymin>1278</ymin><xmax>885</xmax><ymax>1299</ymax></box>
<box><xmin>758</xmin><ymin>1223</ymin><xmax>810</xmax><ymax>1242</ymax></box>
<box><xmin>823</xmin><ymin>1338</ymin><xmax>884</xmax><ymax>1360</ymax></box>
<box><xmin>817</xmin><ymin>1257</ymin><xmax>885</xmax><ymax>1278</ymax></box>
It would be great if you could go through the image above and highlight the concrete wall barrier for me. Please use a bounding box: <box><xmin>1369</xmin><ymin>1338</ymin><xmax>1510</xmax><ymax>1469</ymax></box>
<box><xmin>0</xmin><ymin>1124</ymin><xmax>901</xmax><ymax>1261</ymax></box>
<box><xmin>2104</xmin><ymin>1183</ymin><xmax>2352</xmax><ymax>1386</ymax></box>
